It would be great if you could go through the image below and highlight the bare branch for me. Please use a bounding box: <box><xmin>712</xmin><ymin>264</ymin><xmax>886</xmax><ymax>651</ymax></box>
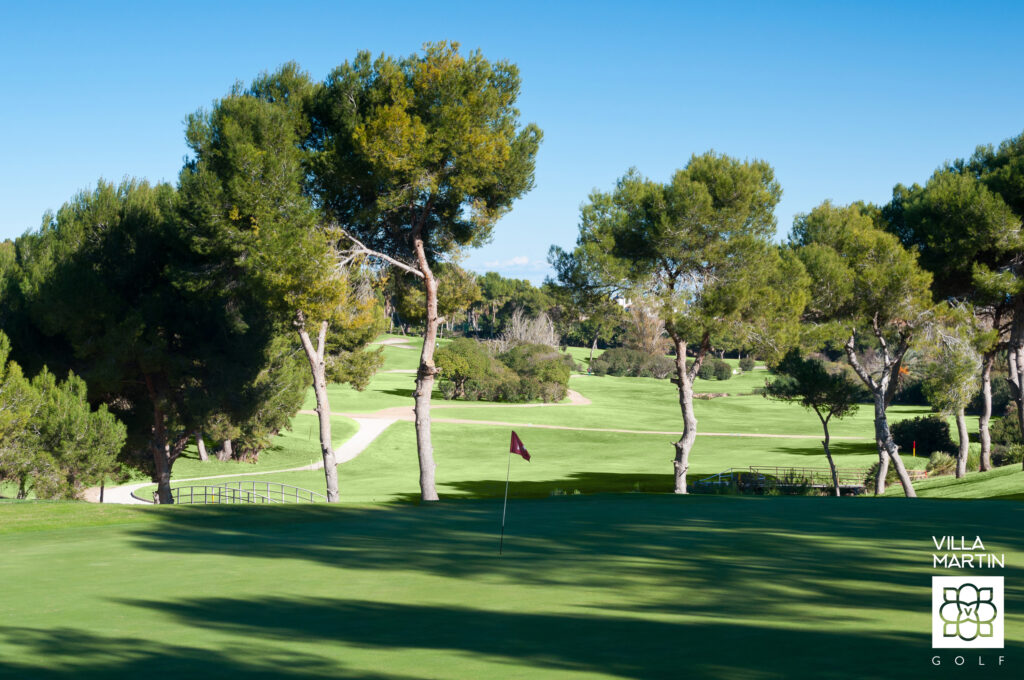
<box><xmin>335</xmin><ymin>226</ymin><xmax>424</xmax><ymax>279</ymax></box>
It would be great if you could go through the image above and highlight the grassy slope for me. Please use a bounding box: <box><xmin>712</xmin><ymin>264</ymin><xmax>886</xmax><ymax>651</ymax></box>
<box><xmin>883</xmin><ymin>465</ymin><xmax>1024</xmax><ymax>500</ymax></box>
<box><xmin>1</xmin><ymin>496</ymin><xmax>1021</xmax><ymax>679</ymax></box>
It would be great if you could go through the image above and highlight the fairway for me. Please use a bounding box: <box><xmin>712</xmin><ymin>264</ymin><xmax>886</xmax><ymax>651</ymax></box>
<box><xmin>1</xmin><ymin>496</ymin><xmax>1021</xmax><ymax>679</ymax></box>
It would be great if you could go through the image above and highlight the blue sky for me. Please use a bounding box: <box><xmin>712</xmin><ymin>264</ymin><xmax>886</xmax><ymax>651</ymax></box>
<box><xmin>2</xmin><ymin>1</ymin><xmax>1022</xmax><ymax>283</ymax></box>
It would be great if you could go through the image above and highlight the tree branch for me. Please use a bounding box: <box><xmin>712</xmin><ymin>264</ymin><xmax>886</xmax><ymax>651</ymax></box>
<box><xmin>336</xmin><ymin>226</ymin><xmax>424</xmax><ymax>279</ymax></box>
<box><xmin>845</xmin><ymin>331</ymin><xmax>878</xmax><ymax>391</ymax></box>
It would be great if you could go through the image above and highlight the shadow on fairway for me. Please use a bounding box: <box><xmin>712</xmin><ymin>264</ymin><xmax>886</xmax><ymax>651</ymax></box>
<box><xmin>5</xmin><ymin>497</ymin><xmax>1021</xmax><ymax>678</ymax></box>
<box><xmin>82</xmin><ymin>496</ymin><xmax>1021</xmax><ymax>678</ymax></box>
<box><xmin>0</xmin><ymin>624</ymin><xmax>416</xmax><ymax>679</ymax></box>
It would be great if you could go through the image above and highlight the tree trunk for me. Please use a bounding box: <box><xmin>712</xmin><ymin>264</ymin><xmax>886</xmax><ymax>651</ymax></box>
<box><xmin>873</xmin><ymin>394</ymin><xmax>917</xmax><ymax>497</ymax></box>
<box><xmin>413</xmin><ymin>237</ymin><xmax>440</xmax><ymax>501</ymax></box>
<box><xmin>671</xmin><ymin>337</ymin><xmax>698</xmax><ymax>494</ymax></box>
<box><xmin>979</xmin><ymin>352</ymin><xmax>994</xmax><ymax>472</ymax></box>
<box><xmin>216</xmin><ymin>439</ymin><xmax>233</xmax><ymax>462</ymax></box>
<box><xmin>955</xmin><ymin>408</ymin><xmax>970</xmax><ymax>479</ymax></box>
<box><xmin>297</xmin><ymin>314</ymin><xmax>340</xmax><ymax>502</ymax></box>
<box><xmin>819</xmin><ymin>418</ymin><xmax>840</xmax><ymax>497</ymax></box>
<box><xmin>195</xmin><ymin>431</ymin><xmax>209</xmax><ymax>462</ymax></box>
<box><xmin>588</xmin><ymin>335</ymin><xmax>598</xmax><ymax>371</ymax></box>
<box><xmin>874</xmin><ymin>445</ymin><xmax>889</xmax><ymax>496</ymax></box>
<box><xmin>143</xmin><ymin>375</ymin><xmax>175</xmax><ymax>505</ymax></box>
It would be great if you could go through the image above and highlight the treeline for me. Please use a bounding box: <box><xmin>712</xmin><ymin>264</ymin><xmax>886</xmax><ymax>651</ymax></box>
<box><xmin>0</xmin><ymin>43</ymin><xmax>544</xmax><ymax>503</ymax></box>
<box><xmin>549</xmin><ymin>134</ymin><xmax>1024</xmax><ymax>497</ymax></box>
<box><xmin>2</xmin><ymin>40</ymin><xmax>1022</xmax><ymax>503</ymax></box>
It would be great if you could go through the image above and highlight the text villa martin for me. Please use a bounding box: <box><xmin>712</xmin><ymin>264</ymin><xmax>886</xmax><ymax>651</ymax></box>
<box><xmin>933</xmin><ymin>536</ymin><xmax>1005</xmax><ymax>569</ymax></box>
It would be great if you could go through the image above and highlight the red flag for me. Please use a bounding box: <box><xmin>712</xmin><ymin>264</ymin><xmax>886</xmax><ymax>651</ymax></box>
<box><xmin>510</xmin><ymin>431</ymin><xmax>531</xmax><ymax>461</ymax></box>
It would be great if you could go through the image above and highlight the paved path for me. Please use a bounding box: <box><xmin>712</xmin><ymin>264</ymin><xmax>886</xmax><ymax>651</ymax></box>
<box><xmin>93</xmin><ymin>416</ymin><xmax>397</xmax><ymax>505</ymax></box>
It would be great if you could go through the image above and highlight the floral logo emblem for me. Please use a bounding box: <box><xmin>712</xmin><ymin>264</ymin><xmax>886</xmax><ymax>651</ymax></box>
<box><xmin>939</xmin><ymin>583</ymin><xmax>998</xmax><ymax>641</ymax></box>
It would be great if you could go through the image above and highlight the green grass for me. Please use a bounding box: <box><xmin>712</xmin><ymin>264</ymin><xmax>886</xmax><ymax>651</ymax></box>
<box><xmin>432</xmin><ymin>373</ymin><xmax>931</xmax><ymax>437</ymax></box>
<box><xmin>181</xmin><ymin>421</ymin><xmax>921</xmax><ymax>504</ymax></box>
<box><xmin>884</xmin><ymin>464</ymin><xmax>1024</xmax><ymax>499</ymax></box>
<box><xmin>1</xmin><ymin>495</ymin><xmax>1022</xmax><ymax>678</ymax></box>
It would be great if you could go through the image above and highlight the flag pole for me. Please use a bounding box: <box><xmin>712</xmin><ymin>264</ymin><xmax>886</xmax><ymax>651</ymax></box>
<box><xmin>499</xmin><ymin>446</ymin><xmax>512</xmax><ymax>556</ymax></box>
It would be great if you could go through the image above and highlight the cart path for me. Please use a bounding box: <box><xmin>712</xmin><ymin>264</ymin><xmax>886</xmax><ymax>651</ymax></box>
<box><xmin>90</xmin><ymin>416</ymin><xmax>396</xmax><ymax>505</ymax></box>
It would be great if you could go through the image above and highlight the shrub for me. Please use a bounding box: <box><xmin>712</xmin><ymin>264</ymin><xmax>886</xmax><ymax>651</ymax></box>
<box><xmin>863</xmin><ymin>461</ymin><xmax>899</xmax><ymax>488</ymax></box>
<box><xmin>926</xmin><ymin>452</ymin><xmax>955</xmax><ymax>476</ymax></box>
<box><xmin>435</xmin><ymin>338</ymin><xmax>498</xmax><ymax>399</ymax></box>
<box><xmin>590</xmin><ymin>347</ymin><xmax>673</xmax><ymax>379</ymax></box>
<box><xmin>697</xmin><ymin>360</ymin><xmax>716</xmax><ymax>380</ymax></box>
<box><xmin>713</xmin><ymin>360</ymin><xmax>733</xmax><ymax>381</ymax></box>
<box><xmin>498</xmin><ymin>343</ymin><xmax>573</xmax><ymax>403</ymax></box>
<box><xmin>992</xmin><ymin>444</ymin><xmax>1024</xmax><ymax>467</ymax></box>
<box><xmin>738</xmin><ymin>356</ymin><xmax>756</xmax><ymax>372</ymax></box>
<box><xmin>990</xmin><ymin>413</ymin><xmax>1022</xmax><ymax>446</ymax></box>
<box><xmin>890</xmin><ymin>416</ymin><xmax>955</xmax><ymax>458</ymax></box>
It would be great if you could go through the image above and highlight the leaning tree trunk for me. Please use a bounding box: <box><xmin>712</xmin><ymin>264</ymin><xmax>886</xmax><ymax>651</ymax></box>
<box><xmin>588</xmin><ymin>336</ymin><xmax>598</xmax><ymax>369</ymax></box>
<box><xmin>670</xmin><ymin>337</ymin><xmax>698</xmax><ymax>494</ymax></box>
<box><xmin>873</xmin><ymin>442</ymin><xmax>890</xmax><ymax>496</ymax></box>
<box><xmin>873</xmin><ymin>394</ymin><xmax>917</xmax><ymax>498</ymax></box>
<box><xmin>195</xmin><ymin>431</ymin><xmax>209</xmax><ymax>462</ymax></box>
<box><xmin>819</xmin><ymin>417</ymin><xmax>840</xmax><ymax>497</ymax></box>
<box><xmin>979</xmin><ymin>352</ymin><xmax>995</xmax><ymax>472</ymax></box>
<box><xmin>413</xmin><ymin>238</ymin><xmax>440</xmax><ymax>501</ymax></box>
<box><xmin>297</xmin><ymin>313</ymin><xmax>340</xmax><ymax>502</ymax></box>
<box><xmin>954</xmin><ymin>407</ymin><xmax>970</xmax><ymax>478</ymax></box>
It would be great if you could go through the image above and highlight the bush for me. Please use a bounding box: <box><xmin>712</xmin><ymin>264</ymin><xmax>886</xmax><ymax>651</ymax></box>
<box><xmin>990</xmin><ymin>413</ymin><xmax>1022</xmax><ymax>446</ymax></box>
<box><xmin>890</xmin><ymin>416</ymin><xmax>955</xmax><ymax>458</ymax></box>
<box><xmin>926</xmin><ymin>452</ymin><xmax>955</xmax><ymax>476</ymax></box>
<box><xmin>863</xmin><ymin>460</ymin><xmax>899</xmax><ymax>488</ymax></box>
<box><xmin>697</xmin><ymin>360</ymin><xmax>716</xmax><ymax>380</ymax></box>
<box><xmin>992</xmin><ymin>444</ymin><xmax>1024</xmax><ymax>467</ymax></box>
<box><xmin>713</xmin><ymin>360</ymin><xmax>733</xmax><ymax>381</ymax></box>
<box><xmin>498</xmin><ymin>343</ymin><xmax>573</xmax><ymax>403</ymax></box>
<box><xmin>590</xmin><ymin>347</ymin><xmax>674</xmax><ymax>379</ymax></box>
<box><xmin>738</xmin><ymin>356</ymin><xmax>756</xmax><ymax>372</ymax></box>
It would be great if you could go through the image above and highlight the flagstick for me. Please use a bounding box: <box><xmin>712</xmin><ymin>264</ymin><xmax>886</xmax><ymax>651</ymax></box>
<box><xmin>499</xmin><ymin>447</ymin><xmax>512</xmax><ymax>556</ymax></box>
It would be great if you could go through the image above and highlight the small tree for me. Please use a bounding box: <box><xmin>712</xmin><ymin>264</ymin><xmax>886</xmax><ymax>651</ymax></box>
<box><xmin>793</xmin><ymin>201</ymin><xmax>933</xmax><ymax>497</ymax></box>
<box><xmin>920</xmin><ymin>311</ymin><xmax>983</xmax><ymax>478</ymax></box>
<box><xmin>764</xmin><ymin>349</ymin><xmax>864</xmax><ymax>496</ymax></box>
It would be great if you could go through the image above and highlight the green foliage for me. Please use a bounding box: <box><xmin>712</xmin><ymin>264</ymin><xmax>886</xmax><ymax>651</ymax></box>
<box><xmin>562</xmin><ymin>153</ymin><xmax>809</xmax><ymax>373</ymax></box>
<box><xmin>890</xmin><ymin>415</ymin><xmax>955</xmax><ymax>458</ymax></box>
<box><xmin>436</xmin><ymin>338</ymin><xmax>500</xmax><ymax>398</ymax></box>
<box><xmin>436</xmin><ymin>339</ymin><xmax>572</xmax><ymax>403</ymax></box>
<box><xmin>589</xmin><ymin>347</ymin><xmax>674</xmax><ymax>379</ymax></box>
<box><xmin>738</xmin><ymin>356</ymin><xmax>756</xmax><ymax>372</ymax></box>
<box><xmin>309</xmin><ymin>41</ymin><xmax>542</xmax><ymax>274</ymax></box>
<box><xmin>696</xmin><ymin>360</ymin><xmax>717</xmax><ymax>381</ymax></box>
<box><xmin>990</xmin><ymin>413</ymin><xmax>1022</xmax><ymax>445</ymax></box>
<box><xmin>992</xmin><ymin>444</ymin><xmax>1024</xmax><ymax>467</ymax></box>
<box><xmin>926</xmin><ymin>452</ymin><xmax>955</xmax><ymax>476</ymax></box>
<box><xmin>863</xmin><ymin>460</ymin><xmax>899</xmax><ymax>488</ymax></box>
<box><xmin>764</xmin><ymin>349</ymin><xmax>864</xmax><ymax>427</ymax></box>
<box><xmin>0</xmin><ymin>332</ymin><xmax>125</xmax><ymax>499</ymax></box>
<box><xmin>712</xmin><ymin>360</ymin><xmax>733</xmax><ymax>381</ymax></box>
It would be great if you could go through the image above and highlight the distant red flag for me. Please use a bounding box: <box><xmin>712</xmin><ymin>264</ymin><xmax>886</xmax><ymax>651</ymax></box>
<box><xmin>510</xmin><ymin>431</ymin><xmax>531</xmax><ymax>461</ymax></box>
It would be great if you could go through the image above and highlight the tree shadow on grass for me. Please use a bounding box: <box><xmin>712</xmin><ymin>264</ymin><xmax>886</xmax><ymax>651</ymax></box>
<box><xmin>103</xmin><ymin>595</ymin><xmax>951</xmax><ymax>680</ymax></box>
<box><xmin>0</xmin><ymin>625</ymin><xmax>414</xmax><ymax>680</ymax></box>
<box><xmin>126</xmin><ymin>496</ymin><xmax>1024</xmax><ymax>613</ymax></box>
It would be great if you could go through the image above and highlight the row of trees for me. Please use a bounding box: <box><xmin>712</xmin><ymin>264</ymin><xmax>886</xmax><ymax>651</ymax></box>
<box><xmin>0</xmin><ymin>43</ymin><xmax>541</xmax><ymax>503</ymax></box>
<box><xmin>550</xmin><ymin>130</ymin><xmax>1024</xmax><ymax>497</ymax></box>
